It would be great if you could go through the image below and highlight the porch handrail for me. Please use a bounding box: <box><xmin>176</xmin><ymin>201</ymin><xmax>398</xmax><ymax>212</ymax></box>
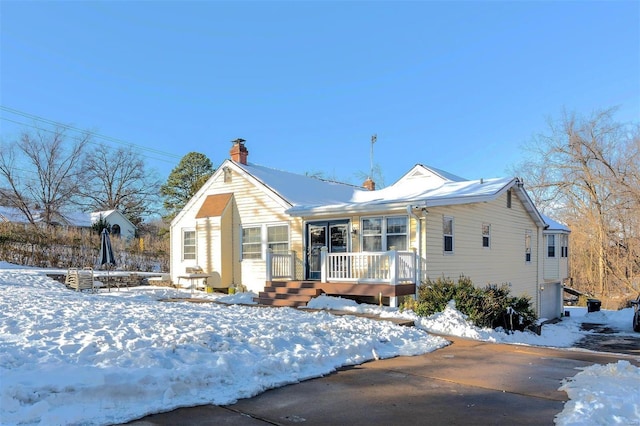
<box><xmin>266</xmin><ymin>249</ymin><xmax>296</xmax><ymax>280</ymax></box>
<box><xmin>320</xmin><ymin>248</ymin><xmax>417</xmax><ymax>285</ymax></box>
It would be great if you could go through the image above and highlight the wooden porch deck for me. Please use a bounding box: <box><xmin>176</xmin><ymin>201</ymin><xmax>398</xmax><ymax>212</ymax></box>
<box><xmin>254</xmin><ymin>280</ymin><xmax>416</xmax><ymax>308</ymax></box>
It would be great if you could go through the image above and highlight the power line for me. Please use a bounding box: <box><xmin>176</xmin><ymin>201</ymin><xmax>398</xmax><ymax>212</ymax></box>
<box><xmin>0</xmin><ymin>106</ymin><xmax>183</xmax><ymax>163</ymax></box>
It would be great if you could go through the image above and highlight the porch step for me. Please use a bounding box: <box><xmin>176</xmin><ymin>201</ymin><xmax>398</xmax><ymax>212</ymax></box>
<box><xmin>254</xmin><ymin>298</ymin><xmax>310</xmax><ymax>308</ymax></box>
<box><xmin>270</xmin><ymin>281</ymin><xmax>317</xmax><ymax>289</ymax></box>
<box><xmin>263</xmin><ymin>286</ymin><xmax>320</xmax><ymax>296</ymax></box>
<box><xmin>254</xmin><ymin>281</ymin><xmax>323</xmax><ymax>307</ymax></box>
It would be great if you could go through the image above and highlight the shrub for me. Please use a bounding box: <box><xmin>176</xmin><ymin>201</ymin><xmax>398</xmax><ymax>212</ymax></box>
<box><xmin>412</xmin><ymin>275</ymin><xmax>537</xmax><ymax>330</ymax></box>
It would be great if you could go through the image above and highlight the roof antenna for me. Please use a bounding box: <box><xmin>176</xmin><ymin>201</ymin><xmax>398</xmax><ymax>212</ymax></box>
<box><xmin>370</xmin><ymin>134</ymin><xmax>376</xmax><ymax>179</ymax></box>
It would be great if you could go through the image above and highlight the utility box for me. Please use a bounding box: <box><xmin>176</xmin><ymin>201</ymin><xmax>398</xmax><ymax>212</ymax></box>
<box><xmin>587</xmin><ymin>298</ymin><xmax>601</xmax><ymax>313</ymax></box>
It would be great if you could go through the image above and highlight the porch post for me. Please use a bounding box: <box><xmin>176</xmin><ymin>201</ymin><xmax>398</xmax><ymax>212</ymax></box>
<box><xmin>412</xmin><ymin>247</ymin><xmax>418</xmax><ymax>285</ymax></box>
<box><xmin>320</xmin><ymin>246</ymin><xmax>328</xmax><ymax>283</ymax></box>
<box><xmin>389</xmin><ymin>249</ymin><xmax>397</xmax><ymax>285</ymax></box>
<box><xmin>289</xmin><ymin>250</ymin><xmax>296</xmax><ymax>279</ymax></box>
<box><xmin>266</xmin><ymin>248</ymin><xmax>273</xmax><ymax>281</ymax></box>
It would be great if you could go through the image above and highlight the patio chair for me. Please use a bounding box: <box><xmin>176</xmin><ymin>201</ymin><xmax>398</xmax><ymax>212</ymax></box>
<box><xmin>65</xmin><ymin>267</ymin><xmax>97</xmax><ymax>292</ymax></box>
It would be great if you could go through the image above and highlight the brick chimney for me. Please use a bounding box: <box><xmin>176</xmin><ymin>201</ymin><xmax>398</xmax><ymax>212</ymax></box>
<box><xmin>230</xmin><ymin>138</ymin><xmax>248</xmax><ymax>165</ymax></box>
<box><xmin>363</xmin><ymin>177</ymin><xmax>376</xmax><ymax>191</ymax></box>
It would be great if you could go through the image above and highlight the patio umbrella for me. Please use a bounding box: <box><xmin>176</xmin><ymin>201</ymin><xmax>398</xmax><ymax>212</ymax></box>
<box><xmin>98</xmin><ymin>228</ymin><xmax>117</xmax><ymax>291</ymax></box>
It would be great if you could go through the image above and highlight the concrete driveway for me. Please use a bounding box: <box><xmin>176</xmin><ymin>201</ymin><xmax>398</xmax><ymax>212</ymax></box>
<box><xmin>126</xmin><ymin>336</ymin><xmax>640</xmax><ymax>425</ymax></box>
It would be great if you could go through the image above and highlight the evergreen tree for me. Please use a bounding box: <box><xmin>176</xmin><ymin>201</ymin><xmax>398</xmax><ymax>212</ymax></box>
<box><xmin>160</xmin><ymin>152</ymin><xmax>214</xmax><ymax>219</ymax></box>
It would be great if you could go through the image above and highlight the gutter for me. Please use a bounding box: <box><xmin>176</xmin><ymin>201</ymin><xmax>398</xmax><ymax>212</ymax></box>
<box><xmin>287</xmin><ymin>196</ymin><xmax>495</xmax><ymax>216</ymax></box>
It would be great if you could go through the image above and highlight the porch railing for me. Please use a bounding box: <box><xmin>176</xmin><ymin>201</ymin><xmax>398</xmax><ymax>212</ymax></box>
<box><xmin>265</xmin><ymin>249</ymin><xmax>296</xmax><ymax>280</ymax></box>
<box><xmin>321</xmin><ymin>248</ymin><xmax>417</xmax><ymax>285</ymax></box>
<box><xmin>265</xmin><ymin>248</ymin><xmax>418</xmax><ymax>285</ymax></box>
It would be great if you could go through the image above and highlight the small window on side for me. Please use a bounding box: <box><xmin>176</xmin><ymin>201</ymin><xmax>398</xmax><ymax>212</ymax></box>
<box><xmin>547</xmin><ymin>235</ymin><xmax>556</xmax><ymax>258</ymax></box>
<box><xmin>443</xmin><ymin>216</ymin><xmax>454</xmax><ymax>254</ymax></box>
<box><xmin>183</xmin><ymin>229</ymin><xmax>196</xmax><ymax>260</ymax></box>
<box><xmin>482</xmin><ymin>223</ymin><xmax>490</xmax><ymax>248</ymax></box>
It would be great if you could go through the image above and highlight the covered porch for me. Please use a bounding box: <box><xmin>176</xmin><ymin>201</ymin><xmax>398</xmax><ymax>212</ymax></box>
<box><xmin>259</xmin><ymin>248</ymin><xmax>418</xmax><ymax>307</ymax></box>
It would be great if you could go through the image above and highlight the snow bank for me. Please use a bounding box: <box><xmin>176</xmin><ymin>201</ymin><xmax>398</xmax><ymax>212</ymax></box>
<box><xmin>0</xmin><ymin>267</ymin><xmax>447</xmax><ymax>425</ymax></box>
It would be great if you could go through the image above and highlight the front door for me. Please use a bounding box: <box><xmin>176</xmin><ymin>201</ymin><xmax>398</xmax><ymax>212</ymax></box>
<box><xmin>306</xmin><ymin>221</ymin><xmax>349</xmax><ymax>279</ymax></box>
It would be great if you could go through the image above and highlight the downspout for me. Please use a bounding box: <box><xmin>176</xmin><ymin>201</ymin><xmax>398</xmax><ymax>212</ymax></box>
<box><xmin>407</xmin><ymin>205</ymin><xmax>424</xmax><ymax>289</ymax></box>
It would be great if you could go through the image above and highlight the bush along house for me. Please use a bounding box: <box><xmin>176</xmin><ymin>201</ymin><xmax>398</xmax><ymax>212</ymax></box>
<box><xmin>170</xmin><ymin>139</ymin><xmax>570</xmax><ymax>319</ymax></box>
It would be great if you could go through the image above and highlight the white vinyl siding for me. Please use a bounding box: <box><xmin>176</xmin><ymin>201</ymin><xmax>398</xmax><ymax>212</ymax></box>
<box><xmin>560</xmin><ymin>234</ymin><xmax>568</xmax><ymax>258</ymax></box>
<box><xmin>425</xmin><ymin>191</ymin><xmax>539</xmax><ymax>303</ymax></box>
<box><xmin>544</xmin><ymin>232</ymin><xmax>566</xmax><ymax>281</ymax></box>
<box><xmin>171</xmin><ymin>164</ymin><xmax>305</xmax><ymax>293</ymax></box>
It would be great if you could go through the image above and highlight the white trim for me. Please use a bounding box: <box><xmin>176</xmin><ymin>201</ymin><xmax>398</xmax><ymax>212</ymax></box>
<box><xmin>182</xmin><ymin>228</ymin><xmax>196</xmax><ymax>261</ymax></box>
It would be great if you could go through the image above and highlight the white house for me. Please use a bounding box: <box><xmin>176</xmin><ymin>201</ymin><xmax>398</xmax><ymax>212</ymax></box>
<box><xmin>170</xmin><ymin>139</ymin><xmax>570</xmax><ymax>318</ymax></box>
<box><xmin>87</xmin><ymin>210</ymin><xmax>137</xmax><ymax>239</ymax></box>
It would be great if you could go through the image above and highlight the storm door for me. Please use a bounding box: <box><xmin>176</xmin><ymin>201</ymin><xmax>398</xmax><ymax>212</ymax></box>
<box><xmin>306</xmin><ymin>221</ymin><xmax>349</xmax><ymax>280</ymax></box>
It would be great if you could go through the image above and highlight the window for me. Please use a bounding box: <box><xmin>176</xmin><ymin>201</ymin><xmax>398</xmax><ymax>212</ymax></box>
<box><xmin>507</xmin><ymin>189</ymin><xmax>512</xmax><ymax>208</ymax></box>
<box><xmin>361</xmin><ymin>216</ymin><xmax>407</xmax><ymax>251</ymax></box>
<box><xmin>267</xmin><ymin>225</ymin><xmax>289</xmax><ymax>254</ymax></box>
<box><xmin>443</xmin><ymin>216</ymin><xmax>454</xmax><ymax>253</ymax></box>
<box><xmin>362</xmin><ymin>217</ymin><xmax>382</xmax><ymax>251</ymax></box>
<box><xmin>561</xmin><ymin>234</ymin><xmax>568</xmax><ymax>258</ymax></box>
<box><xmin>386</xmin><ymin>216</ymin><xmax>407</xmax><ymax>250</ymax></box>
<box><xmin>482</xmin><ymin>223</ymin><xmax>490</xmax><ymax>248</ymax></box>
<box><xmin>547</xmin><ymin>234</ymin><xmax>556</xmax><ymax>258</ymax></box>
<box><xmin>111</xmin><ymin>224</ymin><xmax>121</xmax><ymax>237</ymax></box>
<box><xmin>525</xmin><ymin>230</ymin><xmax>531</xmax><ymax>262</ymax></box>
<box><xmin>242</xmin><ymin>224</ymin><xmax>290</xmax><ymax>259</ymax></box>
<box><xmin>182</xmin><ymin>229</ymin><xmax>196</xmax><ymax>260</ymax></box>
<box><xmin>242</xmin><ymin>226</ymin><xmax>262</xmax><ymax>259</ymax></box>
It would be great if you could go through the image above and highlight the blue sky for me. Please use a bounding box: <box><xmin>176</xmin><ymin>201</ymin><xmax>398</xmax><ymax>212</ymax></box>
<box><xmin>1</xmin><ymin>1</ymin><xmax>638</xmax><ymax>187</ymax></box>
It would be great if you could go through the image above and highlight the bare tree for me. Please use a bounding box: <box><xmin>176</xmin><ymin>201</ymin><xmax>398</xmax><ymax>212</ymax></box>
<box><xmin>0</xmin><ymin>126</ymin><xmax>89</xmax><ymax>225</ymax></box>
<box><xmin>79</xmin><ymin>144</ymin><xmax>162</xmax><ymax>226</ymax></box>
<box><xmin>515</xmin><ymin>108</ymin><xmax>640</xmax><ymax>297</ymax></box>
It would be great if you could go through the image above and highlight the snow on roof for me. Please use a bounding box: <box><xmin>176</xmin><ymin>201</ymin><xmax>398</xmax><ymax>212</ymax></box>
<box><xmin>417</xmin><ymin>164</ymin><xmax>467</xmax><ymax>182</ymax></box>
<box><xmin>541</xmin><ymin>214</ymin><xmax>571</xmax><ymax>232</ymax></box>
<box><xmin>236</xmin><ymin>162</ymin><xmax>359</xmax><ymax>206</ymax></box>
<box><xmin>236</xmin><ymin>162</ymin><xmax>514</xmax><ymax>215</ymax></box>
<box><xmin>288</xmin><ymin>175</ymin><xmax>515</xmax><ymax>215</ymax></box>
<box><xmin>90</xmin><ymin>210</ymin><xmax>116</xmax><ymax>224</ymax></box>
<box><xmin>231</xmin><ymin>161</ymin><xmax>539</xmax><ymax>221</ymax></box>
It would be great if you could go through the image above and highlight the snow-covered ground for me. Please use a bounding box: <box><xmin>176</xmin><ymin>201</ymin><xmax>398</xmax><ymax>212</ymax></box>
<box><xmin>0</xmin><ymin>262</ymin><xmax>638</xmax><ymax>425</ymax></box>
